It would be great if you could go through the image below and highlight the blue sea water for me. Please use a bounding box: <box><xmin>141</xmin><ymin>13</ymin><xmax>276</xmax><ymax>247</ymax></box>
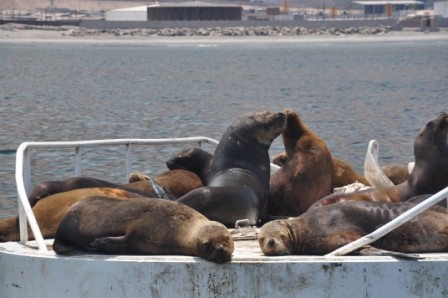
<box><xmin>0</xmin><ymin>38</ymin><xmax>447</xmax><ymax>218</ymax></box>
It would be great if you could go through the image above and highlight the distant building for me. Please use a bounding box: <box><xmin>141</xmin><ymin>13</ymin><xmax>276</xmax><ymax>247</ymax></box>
<box><xmin>105</xmin><ymin>2</ymin><xmax>242</xmax><ymax>22</ymax></box>
<box><xmin>353</xmin><ymin>1</ymin><xmax>424</xmax><ymax>15</ymax></box>
<box><xmin>147</xmin><ymin>2</ymin><xmax>242</xmax><ymax>21</ymax></box>
<box><xmin>105</xmin><ymin>6</ymin><xmax>148</xmax><ymax>21</ymax></box>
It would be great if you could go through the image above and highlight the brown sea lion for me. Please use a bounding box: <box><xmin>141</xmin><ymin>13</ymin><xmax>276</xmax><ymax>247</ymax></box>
<box><xmin>273</xmin><ymin>152</ymin><xmax>369</xmax><ymax>188</ymax></box>
<box><xmin>53</xmin><ymin>196</ymin><xmax>234</xmax><ymax>264</ymax></box>
<box><xmin>27</xmin><ymin>169</ymin><xmax>200</xmax><ymax>206</ymax></box>
<box><xmin>381</xmin><ymin>164</ymin><xmax>410</xmax><ymax>185</ymax></box>
<box><xmin>311</xmin><ymin>112</ymin><xmax>448</xmax><ymax>208</ymax></box>
<box><xmin>153</xmin><ymin>169</ymin><xmax>203</xmax><ymax>198</ymax></box>
<box><xmin>128</xmin><ymin>170</ymin><xmax>203</xmax><ymax>198</ymax></box>
<box><xmin>259</xmin><ymin>201</ymin><xmax>448</xmax><ymax>256</ymax></box>
<box><xmin>267</xmin><ymin>109</ymin><xmax>333</xmax><ymax>217</ymax></box>
<box><xmin>332</xmin><ymin>158</ymin><xmax>370</xmax><ymax>187</ymax></box>
<box><xmin>166</xmin><ymin>147</ymin><xmax>213</xmax><ymax>185</ymax></box>
<box><xmin>177</xmin><ymin>111</ymin><xmax>286</xmax><ymax>227</ymax></box>
<box><xmin>0</xmin><ymin>188</ymin><xmax>146</xmax><ymax>242</ymax></box>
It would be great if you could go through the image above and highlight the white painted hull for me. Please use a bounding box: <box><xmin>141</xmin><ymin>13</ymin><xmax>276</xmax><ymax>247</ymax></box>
<box><xmin>1</xmin><ymin>239</ymin><xmax>447</xmax><ymax>298</ymax></box>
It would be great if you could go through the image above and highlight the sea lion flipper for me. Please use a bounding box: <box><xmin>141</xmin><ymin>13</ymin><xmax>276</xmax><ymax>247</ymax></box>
<box><xmin>356</xmin><ymin>245</ymin><xmax>421</xmax><ymax>260</ymax></box>
<box><xmin>90</xmin><ymin>235</ymin><xmax>127</xmax><ymax>253</ymax></box>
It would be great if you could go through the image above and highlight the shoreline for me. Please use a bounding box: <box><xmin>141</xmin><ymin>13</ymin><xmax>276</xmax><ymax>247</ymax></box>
<box><xmin>1</xmin><ymin>23</ymin><xmax>448</xmax><ymax>44</ymax></box>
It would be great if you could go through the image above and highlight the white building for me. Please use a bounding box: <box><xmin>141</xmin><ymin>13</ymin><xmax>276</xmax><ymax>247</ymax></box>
<box><xmin>105</xmin><ymin>6</ymin><xmax>148</xmax><ymax>21</ymax></box>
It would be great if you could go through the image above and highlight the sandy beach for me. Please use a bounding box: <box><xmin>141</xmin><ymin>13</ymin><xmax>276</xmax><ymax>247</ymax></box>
<box><xmin>1</xmin><ymin>23</ymin><xmax>448</xmax><ymax>44</ymax></box>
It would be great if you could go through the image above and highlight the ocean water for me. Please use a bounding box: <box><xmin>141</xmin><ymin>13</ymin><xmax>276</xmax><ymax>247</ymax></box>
<box><xmin>0</xmin><ymin>38</ymin><xmax>447</xmax><ymax>218</ymax></box>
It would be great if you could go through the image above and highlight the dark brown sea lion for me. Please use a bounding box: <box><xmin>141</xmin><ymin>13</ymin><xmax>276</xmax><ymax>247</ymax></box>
<box><xmin>177</xmin><ymin>111</ymin><xmax>286</xmax><ymax>227</ymax></box>
<box><xmin>53</xmin><ymin>196</ymin><xmax>234</xmax><ymax>264</ymax></box>
<box><xmin>267</xmin><ymin>109</ymin><xmax>333</xmax><ymax>217</ymax></box>
<box><xmin>259</xmin><ymin>201</ymin><xmax>448</xmax><ymax>256</ymax></box>
<box><xmin>27</xmin><ymin>169</ymin><xmax>197</xmax><ymax>206</ymax></box>
<box><xmin>312</xmin><ymin>112</ymin><xmax>448</xmax><ymax>208</ymax></box>
<box><xmin>0</xmin><ymin>188</ymin><xmax>145</xmax><ymax>242</ymax></box>
<box><xmin>166</xmin><ymin>147</ymin><xmax>213</xmax><ymax>185</ymax></box>
<box><xmin>27</xmin><ymin>176</ymin><xmax>125</xmax><ymax>206</ymax></box>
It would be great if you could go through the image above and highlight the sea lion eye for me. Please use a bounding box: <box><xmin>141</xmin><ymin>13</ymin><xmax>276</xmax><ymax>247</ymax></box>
<box><xmin>280</xmin><ymin>234</ymin><xmax>288</xmax><ymax>243</ymax></box>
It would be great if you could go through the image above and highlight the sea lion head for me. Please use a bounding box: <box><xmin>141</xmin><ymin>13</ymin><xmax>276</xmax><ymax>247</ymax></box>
<box><xmin>195</xmin><ymin>221</ymin><xmax>234</xmax><ymax>264</ymax></box>
<box><xmin>414</xmin><ymin>111</ymin><xmax>448</xmax><ymax>162</ymax></box>
<box><xmin>236</xmin><ymin>111</ymin><xmax>286</xmax><ymax>147</ymax></box>
<box><xmin>258</xmin><ymin>220</ymin><xmax>295</xmax><ymax>256</ymax></box>
<box><xmin>166</xmin><ymin>148</ymin><xmax>212</xmax><ymax>172</ymax></box>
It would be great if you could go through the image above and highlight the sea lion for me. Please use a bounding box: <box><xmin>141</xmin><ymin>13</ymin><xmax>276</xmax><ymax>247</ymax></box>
<box><xmin>27</xmin><ymin>176</ymin><xmax>126</xmax><ymax>206</ymax></box>
<box><xmin>273</xmin><ymin>152</ymin><xmax>369</xmax><ymax>188</ymax></box>
<box><xmin>0</xmin><ymin>188</ymin><xmax>146</xmax><ymax>242</ymax></box>
<box><xmin>128</xmin><ymin>170</ymin><xmax>203</xmax><ymax>198</ymax></box>
<box><xmin>268</xmin><ymin>109</ymin><xmax>333</xmax><ymax>217</ymax></box>
<box><xmin>177</xmin><ymin>111</ymin><xmax>286</xmax><ymax>227</ymax></box>
<box><xmin>311</xmin><ymin>112</ymin><xmax>448</xmax><ymax>207</ymax></box>
<box><xmin>27</xmin><ymin>170</ymin><xmax>192</xmax><ymax>206</ymax></box>
<box><xmin>53</xmin><ymin>196</ymin><xmax>234</xmax><ymax>264</ymax></box>
<box><xmin>166</xmin><ymin>147</ymin><xmax>213</xmax><ymax>185</ymax></box>
<box><xmin>332</xmin><ymin>158</ymin><xmax>369</xmax><ymax>188</ymax></box>
<box><xmin>259</xmin><ymin>201</ymin><xmax>448</xmax><ymax>256</ymax></box>
<box><xmin>153</xmin><ymin>169</ymin><xmax>203</xmax><ymax>198</ymax></box>
<box><xmin>381</xmin><ymin>164</ymin><xmax>410</xmax><ymax>185</ymax></box>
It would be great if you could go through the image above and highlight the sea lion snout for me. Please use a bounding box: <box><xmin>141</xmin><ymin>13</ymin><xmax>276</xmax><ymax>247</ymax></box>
<box><xmin>259</xmin><ymin>236</ymin><xmax>290</xmax><ymax>256</ymax></box>
<box><xmin>258</xmin><ymin>220</ymin><xmax>293</xmax><ymax>256</ymax></box>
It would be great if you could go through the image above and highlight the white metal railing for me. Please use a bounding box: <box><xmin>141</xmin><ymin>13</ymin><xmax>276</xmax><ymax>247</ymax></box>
<box><xmin>15</xmin><ymin>137</ymin><xmax>219</xmax><ymax>252</ymax></box>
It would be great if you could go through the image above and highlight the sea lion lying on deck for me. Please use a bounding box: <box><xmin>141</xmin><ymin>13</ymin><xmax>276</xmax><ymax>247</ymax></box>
<box><xmin>27</xmin><ymin>168</ymin><xmax>202</xmax><ymax>206</ymax></box>
<box><xmin>0</xmin><ymin>188</ymin><xmax>145</xmax><ymax>242</ymax></box>
<box><xmin>259</xmin><ymin>201</ymin><xmax>448</xmax><ymax>256</ymax></box>
<box><xmin>177</xmin><ymin>111</ymin><xmax>286</xmax><ymax>227</ymax></box>
<box><xmin>53</xmin><ymin>196</ymin><xmax>234</xmax><ymax>264</ymax></box>
<box><xmin>311</xmin><ymin>111</ymin><xmax>448</xmax><ymax>208</ymax></box>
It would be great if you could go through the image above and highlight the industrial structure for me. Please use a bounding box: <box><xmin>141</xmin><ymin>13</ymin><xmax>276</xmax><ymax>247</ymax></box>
<box><xmin>353</xmin><ymin>0</ymin><xmax>425</xmax><ymax>15</ymax></box>
<box><xmin>105</xmin><ymin>2</ymin><xmax>242</xmax><ymax>21</ymax></box>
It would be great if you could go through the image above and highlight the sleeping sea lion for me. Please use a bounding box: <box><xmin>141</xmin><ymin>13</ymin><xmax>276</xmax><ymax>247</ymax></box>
<box><xmin>53</xmin><ymin>196</ymin><xmax>234</xmax><ymax>264</ymax></box>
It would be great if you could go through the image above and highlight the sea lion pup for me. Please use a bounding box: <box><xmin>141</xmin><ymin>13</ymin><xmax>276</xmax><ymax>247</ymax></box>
<box><xmin>53</xmin><ymin>196</ymin><xmax>234</xmax><ymax>264</ymax></box>
<box><xmin>268</xmin><ymin>109</ymin><xmax>333</xmax><ymax>217</ymax></box>
<box><xmin>166</xmin><ymin>147</ymin><xmax>213</xmax><ymax>185</ymax></box>
<box><xmin>0</xmin><ymin>188</ymin><xmax>145</xmax><ymax>242</ymax></box>
<box><xmin>177</xmin><ymin>111</ymin><xmax>286</xmax><ymax>227</ymax></box>
<box><xmin>259</xmin><ymin>201</ymin><xmax>448</xmax><ymax>256</ymax></box>
<box><xmin>311</xmin><ymin>111</ymin><xmax>448</xmax><ymax>208</ymax></box>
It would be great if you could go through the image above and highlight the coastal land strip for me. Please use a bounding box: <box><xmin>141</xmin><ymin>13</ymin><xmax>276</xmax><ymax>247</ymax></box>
<box><xmin>1</xmin><ymin>23</ymin><xmax>447</xmax><ymax>44</ymax></box>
